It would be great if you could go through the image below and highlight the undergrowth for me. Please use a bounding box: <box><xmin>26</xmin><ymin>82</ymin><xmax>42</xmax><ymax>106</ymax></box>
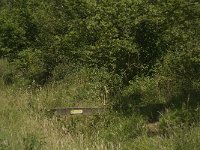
<box><xmin>0</xmin><ymin>59</ymin><xmax>200</xmax><ymax>150</ymax></box>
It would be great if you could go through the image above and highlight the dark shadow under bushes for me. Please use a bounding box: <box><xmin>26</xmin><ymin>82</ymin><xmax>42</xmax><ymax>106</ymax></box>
<box><xmin>0</xmin><ymin>59</ymin><xmax>14</xmax><ymax>86</ymax></box>
<box><xmin>113</xmin><ymin>90</ymin><xmax>200</xmax><ymax>124</ymax></box>
<box><xmin>113</xmin><ymin>95</ymin><xmax>166</xmax><ymax>123</ymax></box>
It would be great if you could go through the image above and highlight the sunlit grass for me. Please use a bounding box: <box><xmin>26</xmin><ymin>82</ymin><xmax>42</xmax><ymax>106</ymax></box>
<box><xmin>1</xmin><ymin>58</ymin><xmax>200</xmax><ymax>149</ymax></box>
<box><xmin>0</xmin><ymin>83</ymin><xmax>120</xmax><ymax>150</ymax></box>
<box><xmin>1</xmin><ymin>84</ymin><xmax>200</xmax><ymax>150</ymax></box>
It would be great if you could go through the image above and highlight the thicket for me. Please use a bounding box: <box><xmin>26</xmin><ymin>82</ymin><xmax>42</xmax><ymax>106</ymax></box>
<box><xmin>1</xmin><ymin>0</ymin><xmax>199</xmax><ymax>108</ymax></box>
<box><xmin>0</xmin><ymin>0</ymin><xmax>200</xmax><ymax>148</ymax></box>
<box><xmin>0</xmin><ymin>0</ymin><xmax>200</xmax><ymax>149</ymax></box>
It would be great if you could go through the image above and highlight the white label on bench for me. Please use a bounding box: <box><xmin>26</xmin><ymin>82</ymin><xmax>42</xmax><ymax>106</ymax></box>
<box><xmin>70</xmin><ymin>109</ymin><xmax>83</xmax><ymax>114</ymax></box>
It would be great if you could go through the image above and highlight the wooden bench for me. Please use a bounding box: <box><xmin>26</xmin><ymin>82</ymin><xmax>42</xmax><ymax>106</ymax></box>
<box><xmin>49</xmin><ymin>107</ymin><xmax>105</xmax><ymax>116</ymax></box>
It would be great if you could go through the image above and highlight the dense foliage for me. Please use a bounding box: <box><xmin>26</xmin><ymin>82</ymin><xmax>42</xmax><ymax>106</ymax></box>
<box><xmin>1</xmin><ymin>1</ymin><xmax>200</xmax><ymax>149</ymax></box>
<box><xmin>0</xmin><ymin>0</ymin><xmax>200</xmax><ymax>119</ymax></box>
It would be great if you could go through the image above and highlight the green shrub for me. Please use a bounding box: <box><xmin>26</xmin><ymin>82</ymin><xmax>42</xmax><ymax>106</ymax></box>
<box><xmin>159</xmin><ymin>103</ymin><xmax>200</xmax><ymax>135</ymax></box>
<box><xmin>0</xmin><ymin>59</ymin><xmax>15</xmax><ymax>85</ymax></box>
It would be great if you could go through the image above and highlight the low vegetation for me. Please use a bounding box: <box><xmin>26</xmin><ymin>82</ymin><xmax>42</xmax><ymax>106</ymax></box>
<box><xmin>1</xmin><ymin>59</ymin><xmax>200</xmax><ymax>150</ymax></box>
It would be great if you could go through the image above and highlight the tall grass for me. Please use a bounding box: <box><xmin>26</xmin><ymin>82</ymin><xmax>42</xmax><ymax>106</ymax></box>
<box><xmin>1</xmin><ymin>59</ymin><xmax>200</xmax><ymax>150</ymax></box>
<box><xmin>0</xmin><ymin>85</ymin><xmax>121</xmax><ymax>150</ymax></box>
<box><xmin>1</xmin><ymin>84</ymin><xmax>200</xmax><ymax>149</ymax></box>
